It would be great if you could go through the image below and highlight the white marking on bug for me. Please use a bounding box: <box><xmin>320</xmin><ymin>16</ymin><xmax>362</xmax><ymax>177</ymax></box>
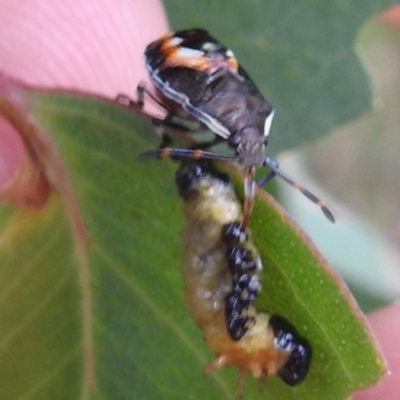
<box><xmin>202</xmin><ymin>41</ymin><xmax>218</xmax><ymax>51</ymax></box>
<box><xmin>151</xmin><ymin>71</ymin><xmax>232</xmax><ymax>139</ymax></box>
<box><xmin>167</xmin><ymin>37</ymin><xmax>183</xmax><ymax>46</ymax></box>
<box><xmin>175</xmin><ymin>47</ymin><xmax>205</xmax><ymax>59</ymax></box>
<box><xmin>263</xmin><ymin>109</ymin><xmax>275</xmax><ymax>137</ymax></box>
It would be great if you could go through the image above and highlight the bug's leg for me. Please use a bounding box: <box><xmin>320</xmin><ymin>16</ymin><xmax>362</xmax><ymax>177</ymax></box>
<box><xmin>118</xmin><ymin>82</ymin><xmax>202</xmax><ymax>133</ymax></box>
<box><xmin>116</xmin><ymin>84</ymin><xmax>203</xmax><ymax>147</ymax></box>
<box><xmin>257</xmin><ymin>171</ymin><xmax>277</xmax><ymax>187</ymax></box>
<box><xmin>139</xmin><ymin>147</ymin><xmax>239</xmax><ymax>162</ymax></box>
<box><xmin>135</xmin><ymin>82</ymin><xmax>147</xmax><ymax>108</ymax></box>
<box><xmin>118</xmin><ymin>82</ymin><xmax>208</xmax><ymax>140</ymax></box>
<box><xmin>115</xmin><ymin>92</ymin><xmax>136</xmax><ymax>108</ymax></box>
<box><xmin>184</xmin><ymin>135</ymin><xmax>225</xmax><ymax>151</ymax></box>
<box><xmin>135</xmin><ymin>81</ymin><xmax>173</xmax><ymax>110</ymax></box>
<box><xmin>151</xmin><ymin>116</ymin><xmax>215</xmax><ymax>151</ymax></box>
<box><xmin>151</xmin><ymin>116</ymin><xmax>185</xmax><ymax>149</ymax></box>
<box><xmin>257</xmin><ymin>155</ymin><xmax>280</xmax><ymax>186</ymax></box>
<box><xmin>116</xmin><ymin>81</ymin><xmax>167</xmax><ymax>110</ymax></box>
<box><xmin>116</xmin><ymin>83</ymin><xmax>184</xmax><ymax>134</ymax></box>
<box><xmin>157</xmin><ymin>131</ymin><xmax>173</xmax><ymax>150</ymax></box>
<box><xmin>262</xmin><ymin>155</ymin><xmax>335</xmax><ymax>223</ymax></box>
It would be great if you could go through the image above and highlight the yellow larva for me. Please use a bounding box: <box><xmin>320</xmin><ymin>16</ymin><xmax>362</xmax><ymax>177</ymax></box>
<box><xmin>175</xmin><ymin>159</ymin><xmax>312</xmax><ymax>394</ymax></box>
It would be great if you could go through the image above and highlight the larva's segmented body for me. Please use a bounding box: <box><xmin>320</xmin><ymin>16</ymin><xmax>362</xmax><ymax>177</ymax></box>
<box><xmin>222</xmin><ymin>220</ymin><xmax>262</xmax><ymax>340</ymax></box>
<box><xmin>176</xmin><ymin>160</ymin><xmax>312</xmax><ymax>394</ymax></box>
<box><xmin>176</xmin><ymin>160</ymin><xmax>262</xmax><ymax>341</ymax></box>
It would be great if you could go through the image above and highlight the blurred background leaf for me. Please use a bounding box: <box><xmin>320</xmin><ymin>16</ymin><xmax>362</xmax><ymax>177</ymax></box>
<box><xmin>277</xmin><ymin>14</ymin><xmax>400</xmax><ymax>312</ymax></box>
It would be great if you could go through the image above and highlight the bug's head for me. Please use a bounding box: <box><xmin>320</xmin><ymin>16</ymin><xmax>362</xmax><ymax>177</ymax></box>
<box><xmin>228</xmin><ymin>109</ymin><xmax>275</xmax><ymax>168</ymax></box>
<box><xmin>269</xmin><ymin>314</ymin><xmax>312</xmax><ymax>386</ymax></box>
<box><xmin>229</xmin><ymin>127</ymin><xmax>266</xmax><ymax>168</ymax></box>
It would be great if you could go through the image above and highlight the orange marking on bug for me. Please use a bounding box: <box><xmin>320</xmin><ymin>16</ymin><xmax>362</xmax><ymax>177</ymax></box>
<box><xmin>192</xmin><ymin>149</ymin><xmax>203</xmax><ymax>159</ymax></box>
<box><xmin>163</xmin><ymin>51</ymin><xmax>238</xmax><ymax>73</ymax></box>
<box><xmin>160</xmin><ymin>148</ymin><xmax>171</xmax><ymax>158</ymax></box>
<box><xmin>158</xmin><ymin>32</ymin><xmax>238</xmax><ymax>74</ymax></box>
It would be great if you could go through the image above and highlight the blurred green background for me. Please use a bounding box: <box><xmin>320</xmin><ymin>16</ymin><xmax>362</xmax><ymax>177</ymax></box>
<box><xmin>268</xmin><ymin>16</ymin><xmax>400</xmax><ymax>312</ymax></box>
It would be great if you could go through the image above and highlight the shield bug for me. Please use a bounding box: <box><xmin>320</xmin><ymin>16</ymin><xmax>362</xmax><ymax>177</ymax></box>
<box><xmin>176</xmin><ymin>159</ymin><xmax>312</xmax><ymax>394</ymax></box>
<box><xmin>117</xmin><ymin>28</ymin><xmax>334</xmax><ymax>227</ymax></box>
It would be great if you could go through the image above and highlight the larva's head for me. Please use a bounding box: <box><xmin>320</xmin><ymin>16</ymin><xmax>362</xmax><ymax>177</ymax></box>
<box><xmin>175</xmin><ymin>160</ymin><xmax>243</xmax><ymax>226</ymax></box>
<box><xmin>175</xmin><ymin>159</ymin><xmax>230</xmax><ymax>200</ymax></box>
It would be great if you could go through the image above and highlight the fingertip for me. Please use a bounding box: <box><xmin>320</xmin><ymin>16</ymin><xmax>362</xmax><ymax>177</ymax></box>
<box><xmin>0</xmin><ymin>0</ymin><xmax>169</xmax><ymax>188</ymax></box>
<box><xmin>353</xmin><ymin>303</ymin><xmax>400</xmax><ymax>400</ymax></box>
<box><xmin>0</xmin><ymin>0</ymin><xmax>169</xmax><ymax>96</ymax></box>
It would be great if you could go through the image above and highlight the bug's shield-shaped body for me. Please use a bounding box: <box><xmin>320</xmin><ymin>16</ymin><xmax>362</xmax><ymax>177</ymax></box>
<box><xmin>145</xmin><ymin>29</ymin><xmax>275</xmax><ymax>168</ymax></box>
<box><xmin>135</xmin><ymin>28</ymin><xmax>334</xmax><ymax>226</ymax></box>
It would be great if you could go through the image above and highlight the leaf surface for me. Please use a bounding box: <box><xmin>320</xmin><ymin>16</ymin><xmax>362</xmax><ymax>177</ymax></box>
<box><xmin>0</xmin><ymin>76</ymin><xmax>385</xmax><ymax>400</ymax></box>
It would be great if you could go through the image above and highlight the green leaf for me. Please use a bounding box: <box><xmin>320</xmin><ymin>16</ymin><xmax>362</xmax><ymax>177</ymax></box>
<box><xmin>0</xmin><ymin>75</ymin><xmax>385</xmax><ymax>399</ymax></box>
<box><xmin>163</xmin><ymin>0</ymin><xmax>398</xmax><ymax>153</ymax></box>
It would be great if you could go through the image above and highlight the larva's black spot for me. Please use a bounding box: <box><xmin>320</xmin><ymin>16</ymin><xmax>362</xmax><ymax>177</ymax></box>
<box><xmin>226</xmin><ymin>311</ymin><xmax>251</xmax><ymax>341</ymax></box>
<box><xmin>225</xmin><ymin>293</ymin><xmax>247</xmax><ymax>317</ymax></box>
<box><xmin>270</xmin><ymin>315</ymin><xmax>312</xmax><ymax>385</ymax></box>
<box><xmin>175</xmin><ymin>159</ymin><xmax>209</xmax><ymax>199</ymax></box>
<box><xmin>221</xmin><ymin>222</ymin><xmax>248</xmax><ymax>246</ymax></box>
<box><xmin>270</xmin><ymin>314</ymin><xmax>297</xmax><ymax>352</ymax></box>
<box><xmin>227</xmin><ymin>247</ymin><xmax>258</xmax><ymax>274</ymax></box>
<box><xmin>225</xmin><ymin>292</ymin><xmax>251</xmax><ymax>320</ymax></box>
<box><xmin>278</xmin><ymin>338</ymin><xmax>312</xmax><ymax>386</ymax></box>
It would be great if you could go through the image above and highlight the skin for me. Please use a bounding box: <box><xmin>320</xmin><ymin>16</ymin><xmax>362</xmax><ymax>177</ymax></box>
<box><xmin>0</xmin><ymin>1</ymin><xmax>399</xmax><ymax>398</ymax></box>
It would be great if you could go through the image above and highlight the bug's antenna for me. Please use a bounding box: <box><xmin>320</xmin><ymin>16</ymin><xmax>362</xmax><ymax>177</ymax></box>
<box><xmin>260</xmin><ymin>156</ymin><xmax>335</xmax><ymax>223</ymax></box>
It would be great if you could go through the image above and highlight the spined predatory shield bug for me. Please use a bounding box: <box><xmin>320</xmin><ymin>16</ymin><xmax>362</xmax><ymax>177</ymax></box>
<box><xmin>117</xmin><ymin>28</ymin><xmax>334</xmax><ymax>226</ymax></box>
